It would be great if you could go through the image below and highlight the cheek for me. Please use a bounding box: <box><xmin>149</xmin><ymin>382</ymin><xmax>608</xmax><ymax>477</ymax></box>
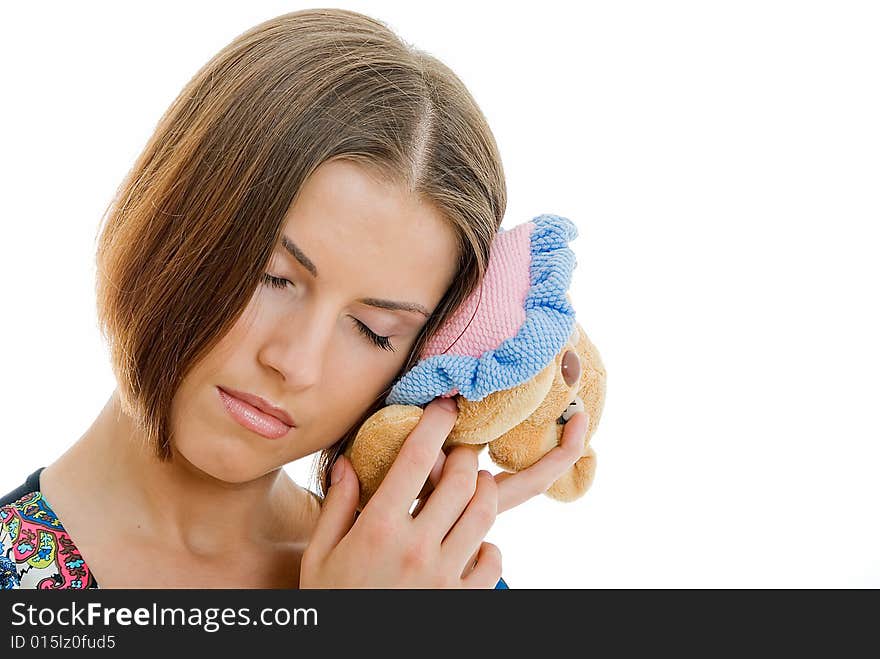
<box><xmin>336</xmin><ymin>347</ymin><xmax>400</xmax><ymax>382</ymax></box>
<box><xmin>326</xmin><ymin>342</ymin><xmax>410</xmax><ymax>398</ymax></box>
<box><xmin>208</xmin><ymin>294</ymin><xmax>265</xmax><ymax>356</ymax></box>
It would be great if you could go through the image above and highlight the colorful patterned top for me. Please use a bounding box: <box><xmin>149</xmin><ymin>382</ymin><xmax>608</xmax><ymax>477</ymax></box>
<box><xmin>0</xmin><ymin>468</ymin><xmax>97</xmax><ymax>589</ymax></box>
<box><xmin>1</xmin><ymin>467</ymin><xmax>509</xmax><ymax>589</ymax></box>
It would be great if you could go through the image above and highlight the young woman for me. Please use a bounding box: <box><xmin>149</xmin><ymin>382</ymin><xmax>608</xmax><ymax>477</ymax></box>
<box><xmin>0</xmin><ymin>8</ymin><xmax>589</xmax><ymax>589</ymax></box>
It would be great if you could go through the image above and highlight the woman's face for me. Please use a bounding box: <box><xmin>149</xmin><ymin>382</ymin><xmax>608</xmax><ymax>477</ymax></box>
<box><xmin>169</xmin><ymin>158</ymin><xmax>460</xmax><ymax>482</ymax></box>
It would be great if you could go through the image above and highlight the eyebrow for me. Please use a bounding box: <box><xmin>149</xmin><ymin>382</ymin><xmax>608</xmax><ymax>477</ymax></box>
<box><xmin>279</xmin><ymin>234</ymin><xmax>432</xmax><ymax>317</ymax></box>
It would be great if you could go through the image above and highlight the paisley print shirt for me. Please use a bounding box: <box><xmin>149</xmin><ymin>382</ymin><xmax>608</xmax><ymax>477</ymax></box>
<box><xmin>1</xmin><ymin>468</ymin><xmax>97</xmax><ymax>589</ymax></box>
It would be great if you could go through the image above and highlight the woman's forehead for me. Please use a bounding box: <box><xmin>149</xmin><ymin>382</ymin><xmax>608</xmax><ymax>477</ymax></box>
<box><xmin>278</xmin><ymin>160</ymin><xmax>459</xmax><ymax>306</ymax></box>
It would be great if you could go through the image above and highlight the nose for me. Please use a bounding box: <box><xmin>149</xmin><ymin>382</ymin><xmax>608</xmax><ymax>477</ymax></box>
<box><xmin>561</xmin><ymin>349</ymin><xmax>581</xmax><ymax>387</ymax></box>
<box><xmin>261</xmin><ymin>314</ymin><xmax>333</xmax><ymax>390</ymax></box>
<box><xmin>266</xmin><ymin>343</ymin><xmax>325</xmax><ymax>390</ymax></box>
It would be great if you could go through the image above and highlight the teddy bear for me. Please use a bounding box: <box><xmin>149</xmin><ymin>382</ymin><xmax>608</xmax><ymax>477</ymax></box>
<box><xmin>344</xmin><ymin>213</ymin><xmax>606</xmax><ymax>512</ymax></box>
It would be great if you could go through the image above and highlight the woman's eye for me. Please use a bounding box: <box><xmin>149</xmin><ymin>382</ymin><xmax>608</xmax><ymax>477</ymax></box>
<box><xmin>261</xmin><ymin>273</ymin><xmax>292</xmax><ymax>290</ymax></box>
<box><xmin>262</xmin><ymin>273</ymin><xmax>394</xmax><ymax>353</ymax></box>
<box><xmin>352</xmin><ymin>318</ymin><xmax>395</xmax><ymax>353</ymax></box>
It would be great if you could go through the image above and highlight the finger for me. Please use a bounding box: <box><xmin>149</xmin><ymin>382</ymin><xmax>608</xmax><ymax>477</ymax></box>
<box><xmin>494</xmin><ymin>411</ymin><xmax>590</xmax><ymax>514</ymax></box>
<box><xmin>460</xmin><ymin>546</ymin><xmax>480</xmax><ymax>579</ymax></box>
<box><xmin>413</xmin><ymin>445</ymin><xmax>479</xmax><ymax>537</ymax></box>
<box><xmin>428</xmin><ymin>449</ymin><xmax>447</xmax><ymax>488</ymax></box>
<box><xmin>411</xmin><ymin>450</ymin><xmax>449</xmax><ymax>519</ymax></box>
<box><xmin>303</xmin><ymin>455</ymin><xmax>359</xmax><ymax>563</ymax></box>
<box><xmin>369</xmin><ymin>397</ymin><xmax>458</xmax><ymax>517</ymax></box>
<box><xmin>442</xmin><ymin>469</ymin><xmax>498</xmax><ymax>570</ymax></box>
<box><xmin>410</xmin><ymin>496</ymin><xmax>428</xmax><ymax>518</ymax></box>
<box><xmin>415</xmin><ymin>449</ymin><xmax>447</xmax><ymax>501</ymax></box>
<box><xmin>461</xmin><ymin>542</ymin><xmax>502</xmax><ymax>588</ymax></box>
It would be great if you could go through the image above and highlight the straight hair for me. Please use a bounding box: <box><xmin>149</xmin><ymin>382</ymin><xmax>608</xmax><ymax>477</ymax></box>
<box><xmin>94</xmin><ymin>8</ymin><xmax>506</xmax><ymax>498</ymax></box>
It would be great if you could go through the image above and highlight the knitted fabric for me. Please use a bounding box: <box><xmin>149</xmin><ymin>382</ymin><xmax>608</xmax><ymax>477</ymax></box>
<box><xmin>423</xmin><ymin>220</ymin><xmax>534</xmax><ymax>361</ymax></box>
<box><xmin>385</xmin><ymin>213</ymin><xmax>578</xmax><ymax>406</ymax></box>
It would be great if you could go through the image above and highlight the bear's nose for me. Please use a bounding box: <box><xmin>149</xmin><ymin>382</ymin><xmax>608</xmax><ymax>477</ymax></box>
<box><xmin>561</xmin><ymin>349</ymin><xmax>581</xmax><ymax>387</ymax></box>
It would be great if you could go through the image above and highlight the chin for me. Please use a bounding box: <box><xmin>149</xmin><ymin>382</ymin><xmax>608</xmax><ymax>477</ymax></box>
<box><xmin>172</xmin><ymin>440</ymin><xmax>270</xmax><ymax>485</ymax></box>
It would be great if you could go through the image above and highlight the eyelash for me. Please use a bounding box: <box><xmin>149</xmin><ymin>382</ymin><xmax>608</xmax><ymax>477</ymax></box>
<box><xmin>260</xmin><ymin>273</ymin><xmax>395</xmax><ymax>353</ymax></box>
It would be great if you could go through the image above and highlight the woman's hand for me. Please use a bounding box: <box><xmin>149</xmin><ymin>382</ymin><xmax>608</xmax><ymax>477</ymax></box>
<box><xmin>422</xmin><ymin>410</ymin><xmax>592</xmax><ymax>514</ymax></box>
<box><xmin>412</xmin><ymin>410</ymin><xmax>591</xmax><ymax>578</ymax></box>
<box><xmin>300</xmin><ymin>397</ymin><xmax>501</xmax><ymax>588</ymax></box>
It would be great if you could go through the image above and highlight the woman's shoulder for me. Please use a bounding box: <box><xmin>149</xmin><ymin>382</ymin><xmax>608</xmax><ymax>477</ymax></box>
<box><xmin>1</xmin><ymin>467</ymin><xmax>99</xmax><ymax>590</ymax></box>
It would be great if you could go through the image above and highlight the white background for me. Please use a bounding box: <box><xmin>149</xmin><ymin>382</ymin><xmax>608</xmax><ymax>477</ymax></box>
<box><xmin>2</xmin><ymin>1</ymin><xmax>878</xmax><ymax>588</ymax></box>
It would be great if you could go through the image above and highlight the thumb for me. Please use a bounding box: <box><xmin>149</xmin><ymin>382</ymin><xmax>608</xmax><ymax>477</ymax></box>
<box><xmin>306</xmin><ymin>455</ymin><xmax>359</xmax><ymax>561</ymax></box>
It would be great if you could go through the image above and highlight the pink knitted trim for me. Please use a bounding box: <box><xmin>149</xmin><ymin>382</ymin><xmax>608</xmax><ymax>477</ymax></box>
<box><xmin>422</xmin><ymin>222</ymin><xmax>535</xmax><ymax>370</ymax></box>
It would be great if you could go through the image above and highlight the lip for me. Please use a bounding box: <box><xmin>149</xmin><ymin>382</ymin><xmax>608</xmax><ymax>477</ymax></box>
<box><xmin>218</xmin><ymin>386</ymin><xmax>296</xmax><ymax>427</ymax></box>
<box><xmin>217</xmin><ymin>386</ymin><xmax>295</xmax><ymax>440</ymax></box>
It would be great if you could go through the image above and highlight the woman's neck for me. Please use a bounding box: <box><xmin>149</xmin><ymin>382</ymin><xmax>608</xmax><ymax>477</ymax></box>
<box><xmin>41</xmin><ymin>389</ymin><xmax>314</xmax><ymax>560</ymax></box>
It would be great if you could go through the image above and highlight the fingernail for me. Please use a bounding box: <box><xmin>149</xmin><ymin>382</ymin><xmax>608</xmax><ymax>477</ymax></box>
<box><xmin>330</xmin><ymin>456</ymin><xmax>344</xmax><ymax>485</ymax></box>
<box><xmin>435</xmin><ymin>396</ymin><xmax>457</xmax><ymax>413</ymax></box>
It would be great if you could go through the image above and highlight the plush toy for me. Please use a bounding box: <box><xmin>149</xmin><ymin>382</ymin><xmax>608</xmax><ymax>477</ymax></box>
<box><xmin>345</xmin><ymin>214</ymin><xmax>606</xmax><ymax>511</ymax></box>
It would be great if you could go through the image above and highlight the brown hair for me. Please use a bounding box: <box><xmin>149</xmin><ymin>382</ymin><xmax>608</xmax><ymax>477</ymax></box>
<box><xmin>94</xmin><ymin>8</ymin><xmax>506</xmax><ymax>499</ymax></box>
